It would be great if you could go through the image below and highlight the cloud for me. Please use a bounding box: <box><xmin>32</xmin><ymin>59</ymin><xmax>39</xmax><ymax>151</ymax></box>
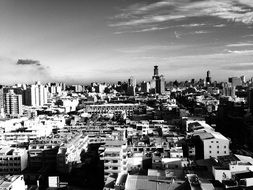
<box><xmin>213</xmin><ymin>24</ymin><xmax>226</xmax><ymax>27</ymax></box>
<box><xmin>0</xmin><ymin>57</ymin><xmax>52</xmax><ymax>84</ymax></box>
<box><xmin>222</xmin><ymin>63</ymin><xmax>253</xmax><ymax>71</ymax></box>
<box><xmin>226</xmin><ymin>43</ymin><xmax>253</xmax><ymax>47</ymax></box>
<box><xmin>193</xmin><ymin>30</ymin><xmax>210</xmax><ymax>34</ymax></box>
<box><xmin>110</xmin><ymin>0</ymin><xmax>253</xmax><ymax>33</ymax></box>
<box><xmin>116</xmin><ymin>45</ymin><xmax>180</xmax><ymax>53</ymax></box>
<box><xmin>16</xmin><ymin>59</ymin><xmax>41</xmax><ymax>66</ymax></box>
<box><xmin>226</xmin><ymin>49</ymin><xmax>253</xmax><ymax>54</ymax></box>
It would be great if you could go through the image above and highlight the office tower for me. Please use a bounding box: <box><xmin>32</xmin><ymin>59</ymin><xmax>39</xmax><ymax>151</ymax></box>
<box><xmin>0</xmin><ymin>88</ymin><xmax>4</xmax><ymax>117</ymax></box>
<box><xmin>141</xmin><ymin>81</ymin><xmax>150</xmax><ymax>93</ymax></box>
<box><xmin>240</xmin><ymin>76</ymin><xmax>246</xmax><ymax>84</ymax></box>
<box><xmin>24</xmin><ymin>82</ymin><xmax>48</xmax><ymax>107</ymax></box>
<box><xmin>156</xmin><ymin>75</ymin><xmax>165</xmax><ymax>94</ymax></box>
<box><xmin>154</xmin><ymin>65</ymin><xmax>159</xmax><ymax>76</ymax></box>
<box><xmin>248</xmin><ymin>88</ymin><xmax>253</xmax><ymax>114</ymax></box>
<box><xmin>228</xmin><ymin>77</ymin><xmax>242</xmax><ymax>87</ymax></box>
<box><xmin>60</xmin><ymin>82</ymin><xmax>66</xmax><ymax>91</ymax></box>
<box><xmin>128</xmin><ymin>76</ymin><xmax>136</xmax><ymax>87</ymax></box>
<box><xmin>127</xmin><ymin>76</ymin><xmax>136</xmax><ymax>96</ymax></box>
<box><xmin>206</xmin><ymin>70</ymin><xmax>211</xmax><ymax>85</ymax></box>
<box><xmin>0</xmin><ymin>88</ymin><xmax>3</xmax><ymax>109</ymax></box>
<box><xmin>223</xmin><ymin>86</ymin><xmax>236</xmax><ymax>98</ymax></box>
<box><xmin>151</xmin><ymin>66</ymin><xmax>165</xmax><ymax>94</ymax></box>
<box><xmin>95</xmin><ymin>83</ymin><xmax>107</xmax><ymax>93</ymax></box>
<box><xmin>4</xmin><ymin>90</ymin><xmax>23</xmax><ymax>116</ymax></box>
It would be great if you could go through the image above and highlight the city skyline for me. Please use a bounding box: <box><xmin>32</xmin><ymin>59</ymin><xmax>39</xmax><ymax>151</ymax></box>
<box><xmin>0</xmin><ymin>0</ymin><xmax>253</xmax><ymax>84</ymax></box>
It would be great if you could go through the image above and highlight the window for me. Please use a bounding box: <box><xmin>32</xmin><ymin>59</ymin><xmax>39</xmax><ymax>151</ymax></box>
<box><xmin>211</xmin><ymin>141</ymin><xmax>213</xmax><ymax>143</ymax></box>
<box><xmin>224</xmin><ymin>151</ymin><xmax>226</xmax><ymax>154</ymax></box>
<box><xmin>209</xmin><ymin>146</ymin><xmax>212</xmax><ymax>148</ymax></box>
<box><xmin>217</xmin><ymin>146</ymin><xmax>219</xmax><ymax>148</ymax></box>
<box><xmin>209</xmin><ymin>151</ymin><xmax>212</xmax><ymax>153</ymax></box>
<box><xmin>217</xmin><ymin>151</ymin><xmax>219</xmax><ymax>154</ymax></box>
<box><xmin>216</xmin><ymin>141</ymin><xmax>218</xmax><ymax>143</ymax></box>
<box><xmin>224</xmin><ymin>146</ymin><xmax>226</xmax><ymax>148</ymax></box>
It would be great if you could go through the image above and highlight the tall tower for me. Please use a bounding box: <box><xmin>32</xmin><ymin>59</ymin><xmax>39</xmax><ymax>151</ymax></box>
<box><xmin>4</xmin><ymin>90</ymin><xmax>22</xmax><ymax>116</ymax></box>
<box><xmin>0</xmin><ymin>88</ymin><xmax>4</xmax><ymax>117</ymax></box>
<box><xmin>127</xmin><ymin>76</ymin><xmax>136</xmax><ymax>96</ymax></box>
<box><xmin>206</xmin><ymin>70</ymin><xmax>211</xmax><ymax>85</ymax></box>
<box><xmin>154</xmin><ymin>65</ymin><xmax>159</xmax><ymax>77</ymax></box>
<box><xmin>128</xmin><ymin>76</ymin><xmax>136</xmax><ymax>87</ymax></box>
<box><xmin>24</xmin><ymin>82</ymin><xmax>48</xmax><ymax>107</ymax></box>
<box><xmin>151</xmin><ymin>66</ymin><xmax>165</xmax><ymax>94</ymax></box>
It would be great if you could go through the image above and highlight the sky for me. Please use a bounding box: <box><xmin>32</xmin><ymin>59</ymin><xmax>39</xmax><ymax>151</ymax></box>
<box><xmin>0</xmin><ymin>0</ymin><xmax>253</xmax><ymax>84</ymax></box>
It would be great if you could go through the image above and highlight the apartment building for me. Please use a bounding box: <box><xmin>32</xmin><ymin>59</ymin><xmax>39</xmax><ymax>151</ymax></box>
<box><xmin>85</xmin><ymin>103</ymin><xmax>140</xmax><ymax>117</ymax></box>
<box><xmin>102</xmin><ymin>141</ymin><xmax>128</xmax><ymax>179</ymax></box>
<box><xmin>0</xmin><ymin>147</ymin><xmax>28</xmax><ymax>174</ymax></box>
<box><xmin>0</xmin><ymin>175</ymin><xmax>26</xmax><ymax>190</ymax></box>
<box><xmin>28</xmin><ymin>141</ymin><xmax>59</xmax><ymax>170</ymax></box>
<box><xmin>192</xmin><ymin>130</ymin><xmax>230</xmax><ymax>159</ymax></box>
<box><xmin>57</xmin><ymin>134</ymin><xmax>89</xmax><ymax>173</ymax></box>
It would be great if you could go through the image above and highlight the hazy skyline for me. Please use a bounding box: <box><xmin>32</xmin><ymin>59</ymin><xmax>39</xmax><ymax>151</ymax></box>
<box><xmin>0</xmin><ymin>0</ymin><xmax>253</xmax><ymax>84</ymax></box>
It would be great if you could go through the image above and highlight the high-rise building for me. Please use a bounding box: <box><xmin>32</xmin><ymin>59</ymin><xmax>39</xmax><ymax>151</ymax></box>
<box><xmin>156</xmin><ymin>75</ymin><xmax>165</xmax><ymax>94</ymax></box>
<box><xmin>151</xmin><ymin>66</ymin><xmax>165</xmax><ymax>94</ymax></box>
<box><xmin>153</xmin><ymin>65</ymin><xmax>159</xmax><ymax>76</ymax></box>
<box><xmin>4</xmin><ymin>90</ymin><xmax>23</xmax><ymax>116</ymax></box>
<box><xmin>229</xmin><ymin>77</ymin><xmax>242</xmax><ymax>87</ymax></box>
<box><xmin>141</xmin><ymin>81</ymin><xmax>150</xmax><ymax>93</ymax></box>
<box><xmin>248</xmin><ymin>87</ymin><xmax>253</xmax><ymax>114</ymax></box>
<box><xmin>0</xmin><ymin>88</ymin><xmax>4</xmax><ymax>117</ymax></box>
<box><xmin>240</xmin><ymin>75</ymin><xmax>246</xmax><ymax>84</ymax></box>
<box><xmin>127</xmin><ymin>76</ymin><xmax>136</xmax><ymax>96</ymax></box>
<box><xmin>24</xmin><ymin>82</ymin><xmax>48</xmax><ymax>107</ymax></box>
<box><xmin>206</xmin><ymin>70</ymin><xmax>211</xmax><ymax>86</ymax></box>
<box><xmin>128</xmin><ymin>76</ymin><xmax>136</xmax><ymax>87</ymax></box>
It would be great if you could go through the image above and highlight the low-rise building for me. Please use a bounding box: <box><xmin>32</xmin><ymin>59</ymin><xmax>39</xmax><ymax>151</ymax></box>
<box><xmin>0</xmin><ymin>175</ymin><xmax>26</xmax><ymax>190</ymax></box>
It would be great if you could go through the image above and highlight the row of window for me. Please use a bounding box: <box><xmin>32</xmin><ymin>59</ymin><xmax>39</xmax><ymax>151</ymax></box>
<box><xmin>0</xmin><ymin>157</ymin><xmax>21</xmax><ymax>160</ymax></box>
<box><xmin>209</xmin><ymin>145</ymin><xmax>227</xmax><ymax>149</ymax></box>
<box><xmin>209</xmin><ymin>151</ymin><xmax>227</xmax><ymax>154</ymax></box>
<box><xmin>0</xmin><ymin>163</ymin><xmax>20</xmax><ymax>166</ymax></box>
<box><xmin>0</xmin><ymin>168</ymin><xmax>20</xmax><ymax>172</ymax></box>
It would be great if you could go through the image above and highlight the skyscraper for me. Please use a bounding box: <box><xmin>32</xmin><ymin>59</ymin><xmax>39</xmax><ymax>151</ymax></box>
<box><xmin>4</xmin><ymin>90</ymin><xmax>23</xmax><ymax>116</ymax></box>
<box><xmin>229</xmin><ymin>77</ymin><xmax>242</xmax><ymax>87</ymax></box>
<box><xmin>151</xmin><ymin>66</ymin><xmax>165</xmax><ymax>94</ymax></box>
<box><xmin>240</xmin><ymin>75</ymin><xmax>246</xmax><ymax>84</ymax></box>
<box><xmin>141</xmin><ymin>81</ymin><xmax>150</xmax><ymax>93</ymax></box>
<box><xmin>206</xmin><ymin>70</ymin><xmax>211</xmax><ymax>86</ymax></box>
<box><xmin>153</xmin><ymin>65</ymin><xmax>159</xmax><ymax>76</ymax></box>
<box><xmin>127</xmin><ymin>76</ymin><xmax>136</xmax><ymax>96</ymax></box>
<box><xmin>248</xmin><ymin>87</ymin><xmax>253</xmax><ymax>114</ymax></box>
<box><xmin>0</xmin><ymin>88</ymin><xmax>4</xmax><ymax>117</ymax></box>
<box><xmin>24</xmin><ymin>82</ymin><xmax>48</xmax><ymax>107</ymax></box>
<box><xmin>128</xmin><ymin>76</ymin><xmax>136</xmax><ymax>87</ymax></box>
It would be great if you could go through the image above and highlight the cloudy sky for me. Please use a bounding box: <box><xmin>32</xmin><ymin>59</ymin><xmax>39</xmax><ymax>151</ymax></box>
<box><xmin>0</xmin><ymin>0</ymin><xmax>253</xmax><ymax>84</ymax></box>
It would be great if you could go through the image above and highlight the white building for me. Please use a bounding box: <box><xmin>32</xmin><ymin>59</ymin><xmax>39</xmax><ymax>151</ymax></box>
<box><xmin>213</xmin><ymin>154</ymin><xmax>253</xmax><ymax>182</ymax></box>
<box><xmin>102</xmin><ymin>141</ymin><xmax>128</xmax><ymax>179</ymax></box>
<box><xmin>0</xmin><ymin>175</ymin><xmax>26</xmax><ymax>190</ymax></box>
<box><xmin>192</xmin><ymin>130</ymin><xmax>230</xmax><ymax>159</ymax></box>
<box><xmin>4</xmin><ymin>90</ymin><xmax>23</xmax><ymax>117</ymax></box>
<box><xmin>24</xmin><ymin>82</ymin><xmax>48</xmax><ymax>107</ymax></box>
<box><xmin>85</xmin><ymin>103</ymin><xmax>140</xmax><ymax>117</ymax></box>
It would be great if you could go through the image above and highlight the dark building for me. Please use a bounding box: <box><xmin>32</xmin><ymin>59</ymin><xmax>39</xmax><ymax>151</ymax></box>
<box><xmin>151</xmin><ymin>66</ymin><xmax>165</xmax><ymax>94</ymax></box>
<box><xmin>206</xmin><ymin>70</ymin><xmax>211</xmax><ymax>85</ymax></box>
<box><xmin>248</xmin><ymin>87</ymin><xmax>253</xmax><ymax>114</ymax></box>
<box><xmin>0</xmin><ymin>87</ymin><xmax>4</xmax><ymax>113</ymax></box>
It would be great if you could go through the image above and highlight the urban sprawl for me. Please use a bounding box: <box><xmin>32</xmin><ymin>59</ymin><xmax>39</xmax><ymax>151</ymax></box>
<box><xmin>0</xmin><ymin>66</ymin><xmax>253</xmax><ymax>190</ymax></box>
